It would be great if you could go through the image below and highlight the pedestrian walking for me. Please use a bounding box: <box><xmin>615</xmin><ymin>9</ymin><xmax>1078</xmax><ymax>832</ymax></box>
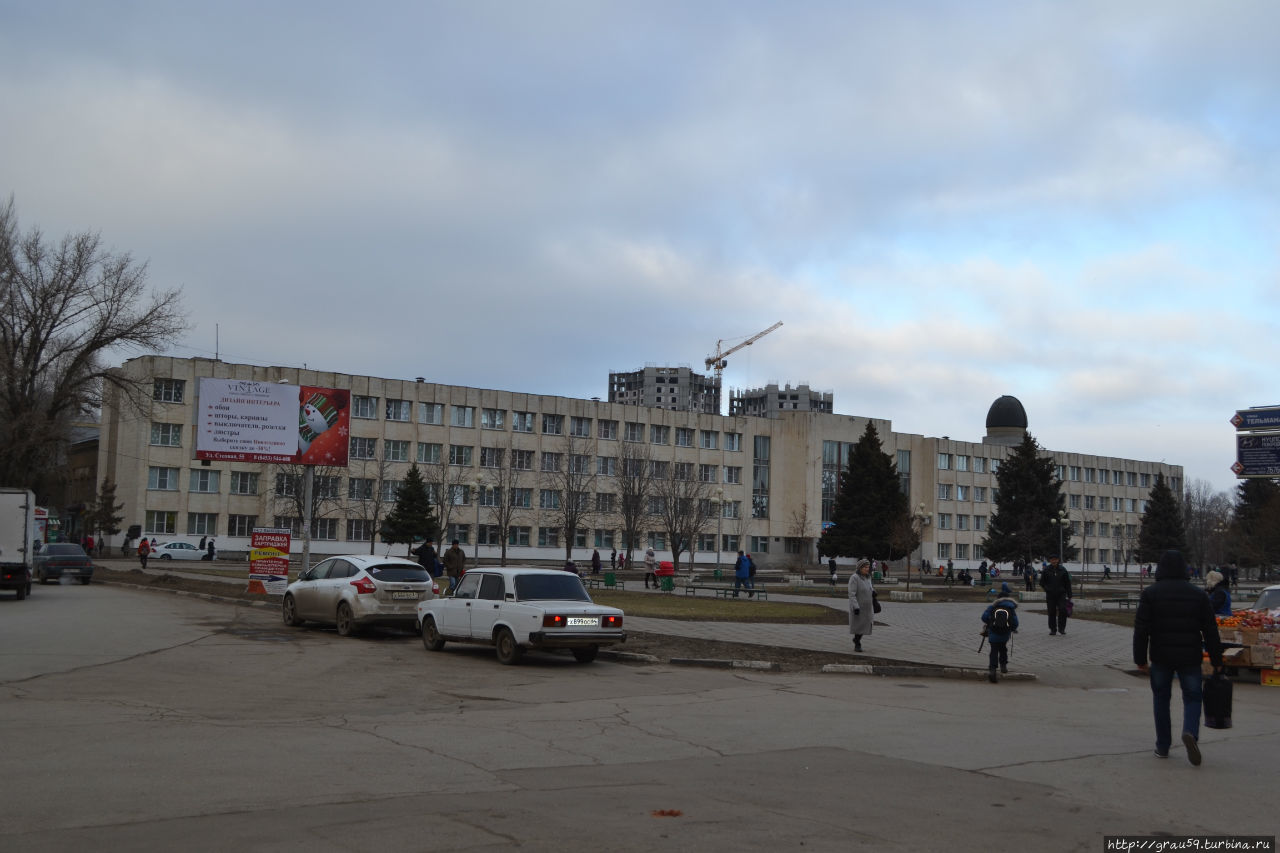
<box><xmin>610</xmin><ymin>548</ymin><xmax>617</xmax><ymax>570</ymax></box>
<box><xmin>138</xmin><ymin>538</ymin><xmax>151</xmax><ymax>569</ymax></box>
<box><xmin>205</xmin><ymin>538</ymin><xmax>216</xmax><ymax>561</ymax></box>
<box><xmin>733</xmin><ymin>550</ymin><xmax>754</xmax><ymax>598</ymax></box>
<box><xmin>1040</xmin><ymin>555</ymin><xmax>1072</xmax><ymax>635</ymax></box>
<box><xmin>981</xmin><ymin>582</ymin><xmax>1019</xmax><ymax>683</ymax></box>
<box><xmin>828</xmin><ymin>556</ymin><xmax>838</xmax><ymax>587</ymax></box>
<box><xmin>644</xmin><ymin>547</ymin><xmax>658</xmax><ymax>589</ymax></box>
<box><xmin>1133</xmin><ymin>550</ymin><xmax>1225</xmax><ymax>765</ymax></box>
<box><xmin>848</xmin><ymin>561</ymin><xmax>874</xmax><ymax>652</ymax></box>
<box><xmin>1024</xmin><ymin>562</ymin><xmax>1036</xmax><ymax>592</ymax></box>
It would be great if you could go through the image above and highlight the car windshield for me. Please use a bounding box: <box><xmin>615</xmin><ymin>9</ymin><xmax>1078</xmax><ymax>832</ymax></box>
<box><xmin>1253</xmin><ymin>588</ymin><xmax>1280</xmax><ymax>612</ymax></box>
<box><xmin>366</xmin><ymin>564</ymin><xmax>430</xmax><ymax>582</ymax></box>
<box><xmin>513</xmin><ymin>574</ymin><xmax>591</xmax><ymax>602</ymax></box>
<box><xmin>44</xmin><ymin>544</ymin><xmax>86</xmax><ymax>556</ymax></box>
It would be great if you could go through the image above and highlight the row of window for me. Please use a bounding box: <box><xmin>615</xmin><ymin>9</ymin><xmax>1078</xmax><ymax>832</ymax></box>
<box><xmin>933</xmin><ymin>543</ymin><xmax>1132</xmax><ymax>564</ymax></box>
<box><xmin>935</xmin><ymin>453</ymin><xmax>993</xmax><ymax>473</ymax></box>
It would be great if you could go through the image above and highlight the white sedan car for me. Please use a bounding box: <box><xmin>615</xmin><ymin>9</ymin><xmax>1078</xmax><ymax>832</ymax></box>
<box><xmin>416</xmin><ymin>567</ymin><xmax>625</xmax><ymax>664</ymax></box>
<box><xmin>153</xmin><ymin>541</ymin><xmax>206</xmax><ymax>561</ymax></box>
<box><xmin>283</xmin><ymin>555</ymin><xmax>437</xmax><ymax>636</ymax></box>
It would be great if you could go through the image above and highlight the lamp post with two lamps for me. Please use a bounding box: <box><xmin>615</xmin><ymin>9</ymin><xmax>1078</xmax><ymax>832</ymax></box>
<box><xmin>1052</xmin><ymin>509</ymin><xmax>1070</xmax><ymax>563</ymax></box>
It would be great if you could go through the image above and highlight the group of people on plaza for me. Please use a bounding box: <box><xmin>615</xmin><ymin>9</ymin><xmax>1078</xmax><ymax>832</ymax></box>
<box><xmin>412</xmin><ymin>538</ymin><xmax>467</xmax><ymax>591</ymax></box>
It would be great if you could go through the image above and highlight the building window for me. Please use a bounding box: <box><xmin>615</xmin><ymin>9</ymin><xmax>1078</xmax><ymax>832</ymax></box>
<box><xmin>699</xmin><ymin>464</ymin><xmax>718</xmax><ymax>483</ymax></box>
<box><xmin>385</xmin><ymin>440</ymin><xmax>409</xmax><ymax>462</ymax></box>
<box><xmin>955</xmin><ymin>455</ymin><xmax>969</xmax><ymax>472</ymax></box>
<box><xmin>721</xmin><ymin>501</ymin><xmax>741</xmax><ymax>519</ymax></box>
<box><xmin>595</xmin><ymin>492</ymin><xmax>616</xmax><ymax>513</ymax></box>
<box><xmin>990</xmin><ymin>459</ymin><xmax>1000</xmax><ymax>475</ymax></box>
<box><xmin>417</xmin><ymin>442</ymin><xmax>442</xmax><ymax>464</ymax></box>
<box><xmin>957</xmin><ymin>515</ymin><xmax>970</xmax><ymax>531</ymax></box>
<box><xmin>349</xmin><ymin>478</ymin><xmax>374</xmax><ymax>500</ymax></box>
<box><xmin>386</xmin><ymin>399</ymin><xmax>411</xmax><ymax>422</ymax></box>
<box><xmin>937</xmin><ymin>542</ymin><xmax>951</xmax><ymax>559</ymax></box>
<box><xmin>570</xmin><ymin>416</ymin><xmax>591</xmax><ymax>437</ymax></box>
<box><xmin>956</xmin><ymin>485</ymin><xmax>968</xmax><ymax>501</ymax></box>
<box><xmin>937</xmin><ymin>453</ymin><xmax>951</xmax><ymax>470</ymax></box>
<box><xmin>481</xmin><ymin>408</ymin><xmax>505</xmax><ymax>430</ymax></box>
<box><xmin>451</xmin><ymin>406</ymin><xmax>475</xmax><ymax>428</ymax></box>
<box><xmin>511</xmin><ymin>449</ymin><xmax>534</xmax><ymax>470</ymax></box>
<box><xmin>700</xmin><ymin>430</ymin><xmax>718</xmax><ymax>450</ymax></box>
<box><xmin>644</xmin><ymin>460</ymin><xmax>666</xmax><ymax>480</ymax></box>
<box><xmin>150</xmin><ymin>423</ymin><xmax>183</xmax><ymax>447</ymax></box>
<box><xmin>274</xmin><ymin>473</ymin><xmax>298</xmax><ymax>497</ymax></box>
<box><xmin>512</xmin><ymin>411</ymin><xmax>534</xmax><ymax>433</ymax></box>
<box><xmin>311</xmin><ymin>519</ymin><xmax>338</xmax><ymax>540</ymax></box>
<box><xmin>570</xmin><ymin>454</ymin><xmax>591</xmax><ymax>474</ymax></box>
<box><xmin>974</xmin><ymin>515</ymin><xmax>986</xmax><ymax>532</ymax></box>
<box><xmin>725</xmin><ymin>432</ymin><xmax>741</xmax><ymax>452</ymax></box>
<box><xmin>541</xmin><ymin>414</ymin><xmax>563</xmax><ymax>435</ymax></box>
<box><xmin>938</xmin><ymin>483</ymin><xmax>952</xmax><ymax>501</ymax></box>
<box><xmin>675</xmin><ymin>427</ymin><xmax>694</xmax><ymax>447</ymax></box>
<box><xmin>541</xmin><ymin>452</ymin><xmax>562</xmax><ymax>472</ymax></box>
<box><xmin>448</xmin><ymin>445</ymin><xmax>473</xmax><ymax>466</ymax></box>
<box><xmin>721</xmin><ymin>534</ymin><xmax>740</xmax><ymax>553</ymax></box>
<box><xmin>508</xmin><ymin>526</ymin><xmax>531</xmax><ymax>547</ymax></box>
<box><xmin>230</xmin><ymin>472</ymin><xmax>258</xmax><ymax>495</ymax></box>
<box><xmin>973</xmin><ymin>486</ymin><xmax>986</xmax><ymax>502</ymax></box>
<box><xmin>1069</xmin><ymin>493</ymin><xmax>1081</xmax><ymax>509</ymax></box>
<box><xmin>1085</xmin><ymin>495</ymin><xmax>1096</xmax><ymax>510</ymax></box>
<box><xmin>538</xmin><ymin>527</ymin><xmax>560</xmax><ymax>548</ymax></box>
<box><xmin>1069</xmin><ymin>465</ymin><xmax>1081</xmax><ymax>481</ymax></box>
<box><xmin>148</xmin><ymin>467</ymin><xmax>179</xmax><ymax>491</ymax></box>
<box><xmin>350</xmin><ymin>437</ymin><xmax>377</xmax><ymax>459</ymax></box>
<box><xmin>698</xmin><ymin>533</ymin><xmax>717</xmax><ymax>552</ymax></box>
<box><xmin>972</xmin><ymin>457</ymin><xmax>986</xmax><ymax>474</ymax></box>
<box><xmin>347</xmin><ymin>519</ymin><xmax>373</xmax><ymax>542</ymax></box>
<box><xmin>650</xmin><ymin>424</ymin><xmax>669</xmax><ymax>445</ymax></box>
<box><xmin>313</xmin><ymin>475</ymin><xmax>340</xmax><ymax>499</ymax></box>
<box><xmin>478</xmin><ymin>524</ymin><xmax>502</xmax><ymax>545</ymax></box>
<box><xmin>624</xmin><ymin>421</ymin><xmax>644</xmax><ymax>442</ymax></box>
<box><xmin>418</xmin><ymin>402</ymin><xmax>443</xmax><ymax>425</ymax></box>
<box><xmin>594</xmin><ymin>529</ymin><xmax>615</xmax><ymax>548</ymax></box>
<box><xmin>189</xmin><ymin>469</ymin><xmax>220</xmax><ymax>493</ymax></box>
<box><xmin>749</xmin><ymin>536</ymin><xmax>769</xmax><ymax>553</ymax></box>
<box><xmin>937</xmin><ymin>513</ymin><xmax>952</xmax><ymax>529</ymax></box>
<box><xmin>670</xmin><ymin>462</ymin><xmax>691</xmax><ymax>481</ymax></box>
<box><xmin>228</xmin><ymin>515</ymin><xmax>256</xmax><ymax>537</ymax></box>
<box><xmin>381</xmin><ymin>480</ymin><xmax>402</xmax><ymax>502</ymax></box>
<box><xmin>597</xmin><ymin>456</ymin><xmax>617</xmax><ymax>476</ymax></box>
<box><xmin>153</xmin><ymin>379</ymin><xmax>185</xmax><ymax>403</ymax></box>
<box><xmin>145</xmin><ymin>510</ymin><xmax>176</xmax><ymax>535</ymax></box>
<box><xmin>1140</xmin><ymin>472</ymin><xmax>1151</xmax><ymax>488</ymax></box>
<box><xmin>647</xmin><ymin>532</ymin><xmax>666</xmax><ymax>550</ymax></box>
<box><xmin>510</xmin><ymin>488</ymin><xmax>532</xmax><ymax>508</ymax></box>
<box><xmin>956</xmin><ymin>543</ymin><xmax>970</xmax><ymax>560</ymax></box>
<box><xmin>724</xmin><ymin>466</ymin><xmax>742</xmax><ymax>484</ymax></box>
<box><xmin>480</xmin><ymin>447</ymin><xmax>503</xmax><ymax>468</ymax></box>
<box><xmin>598</xmin><ymin>419</ymin><xmax>618</xmax><ymax>440</ymax></box>
<box><xmin>446</xmin><ymin>524</ymin><xmax>470</xmax><ymax>545</ymax></box>
<box><xmin>539</xmin><ymin>490</ymin><xmax>561</xmax><ymax>510</ymax></box>
<box><xmin>352</xmin><ymin>396</ymin><xmax>378</xmax><ymax>419</ymax></box>
<box><xmin>187</xmin><ymin>513</ymin><xmax>217</xmax><ymax>536</ymax></box>
<box><xmin>274</xmin><ymin>516</ymin><xmax>302</xmax><ymax>536</ymax></box>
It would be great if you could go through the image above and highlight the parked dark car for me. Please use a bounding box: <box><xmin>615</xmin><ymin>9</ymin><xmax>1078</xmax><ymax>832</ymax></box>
<box><xmin>34</xmin><ymin>543</ymin><xmax>94</xmax><ymax>585</ymax></box>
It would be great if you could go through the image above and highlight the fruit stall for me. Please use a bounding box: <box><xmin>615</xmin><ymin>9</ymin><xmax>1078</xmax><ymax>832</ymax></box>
<box><xmin>1215</xmin><ymin>609</ymin><xmax>1280</xmax><ymax>685</ymax></box>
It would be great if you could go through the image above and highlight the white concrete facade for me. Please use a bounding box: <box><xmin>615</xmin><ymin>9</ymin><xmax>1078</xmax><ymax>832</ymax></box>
<box><xmin>98</xmin><ymin>355</ymin><xmax>1182</xmax><ymax>571</ymax></box>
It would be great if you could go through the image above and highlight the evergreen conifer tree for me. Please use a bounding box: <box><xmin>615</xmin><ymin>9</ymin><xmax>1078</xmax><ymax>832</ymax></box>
<box><xmin>87</xmin><ymin>477</ymin><xmax>125</xmax><ymax>550</ymax></box>
<box><xmin>1137</xmin><ymin>473</ymin><xmax>1186</xmax><ymax>561</ymax></box>
<box><xmin>983</xmin><ymin>432</ymin><xmax>1076</xmax><ymax>563</ymax></box>
<box><xmin>817</xmin><ymin>421</ymin><xmax>910</xmax><ymax>560</ymax></box>
<box><xmin>379</xmin><ymin>464</ymin><xmax>438</xmax><ymax>555</ymax></box>
<box><xmin>1232</xmin><ymin>478</ymin><xmax>1280</xmax><ymax>569</ymax></box>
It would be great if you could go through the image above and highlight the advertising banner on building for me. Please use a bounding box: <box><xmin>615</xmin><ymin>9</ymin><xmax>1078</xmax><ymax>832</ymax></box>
<box><xmin>196</xmin><ymin>378</ymin><xmax>349</xmax><ymax>465</ymax></box>
<box><xmin>248</xmin><ymin>527</ymin><xmax>292</xmax><ymax>595</ymax></box>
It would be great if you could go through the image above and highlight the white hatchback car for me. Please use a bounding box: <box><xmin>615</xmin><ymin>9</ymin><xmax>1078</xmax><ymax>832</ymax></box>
<box><xmin>283</xmin><ymin>555</ymin><xmax>437</xmax><ymax>636</ymax></box>
<box><xmin>416</xmin><ymin>567</ymin><xmax>625</xmax><ymax>664</ymax></box>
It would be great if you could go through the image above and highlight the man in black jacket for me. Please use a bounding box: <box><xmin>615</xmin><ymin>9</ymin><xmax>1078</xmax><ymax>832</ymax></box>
<box><xmin>1133</xmin><ymin>549</ymin><xmax>1224</xmax><ymax>765</ymax></box>
<box><xmin>1039</xmin><ymin>555</ymin><xmax>1072</xmax><ymax>635</ymax></box>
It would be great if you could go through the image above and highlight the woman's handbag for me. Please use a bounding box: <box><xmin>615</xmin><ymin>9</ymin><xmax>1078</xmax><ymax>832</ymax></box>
<box><xmin>872</xmin><ymin>590</ymin><xmax>882</xmax><ymax>614</ymax></box>
<box><xmin>1203</xmin><ymin>673</ymin><xmax>1233</xmax><ymax>729</ymax></box>
<box><xmin>1064</xmin><ymin>598</ymin><xmax>1074</xmax><ymax>616</ymax></box>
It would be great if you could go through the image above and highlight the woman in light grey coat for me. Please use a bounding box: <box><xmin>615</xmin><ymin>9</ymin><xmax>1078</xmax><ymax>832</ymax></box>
<box><xmin>848</xmin><ymin>561</ymin><xmax>875</xmax><ymax>652</ymax></box>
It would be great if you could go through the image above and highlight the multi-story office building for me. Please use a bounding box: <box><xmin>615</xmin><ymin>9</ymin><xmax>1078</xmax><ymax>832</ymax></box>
<box><xmin>97</xmin><ymin>356</ymin><xmax>1181</xmax><ymax>570</ymax></box>
<box><xmin>607</xmin><ymin>366</ymin><xmax>720</xmax><ymax>414</ymax></box>
<box><xmin>729</xmin><ymin>383</ymin><xmax>834</xmax><ymax>417</ymax></box>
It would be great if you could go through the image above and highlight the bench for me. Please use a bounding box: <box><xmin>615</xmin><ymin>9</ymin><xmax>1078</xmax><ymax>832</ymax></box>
<box><xmin>1102</xmin><ymin>595</ymin><xmax>1140</xmax><ymax>609</ymax></box>
<box><xmin>682</xmin><ymin>582</ymin><xmax>769</xmax><ymax>600</ymax></box>
<box><xmin>583</xmin><ymin>574</ymin><xmax>625</xmax><ymax>591</ymax></box>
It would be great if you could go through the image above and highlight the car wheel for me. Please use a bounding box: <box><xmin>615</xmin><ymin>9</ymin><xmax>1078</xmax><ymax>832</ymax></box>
<box><xmin>572</xmin><ymin>645</ymin><xmax>599</xmax><ymax>664</ymax></box>
<box><xmin>282</xmin><ymin>594</ymin><xmax>303</xmax><ymax>627</ymax></box>
<box><xmin>335</xmin><ymin>602</ymin><xmax>357</xmax><ymax>637</ymax></box>
<box><xmin>15</xmin><ymin>582</ymin><xmax>27</xmax><ymax>600</ymax></box>
<box><xmin>421</xmin><ymin>617</ymin><xmax>445</xmax><ymax>651</ymax></box>
<box><xmin>494</xmin><ymin>627</ymin><xmax>523</xmax><ymax>665</ymax></box>
<box><xmin>37</xmin><ymin>570</ymin><xmax>47</xmax><ymax>585</ymax></box>
<box><xmin>160</xmin><ymin>554</ymin><xmax>172</xmax><ymax>560</ymax></box>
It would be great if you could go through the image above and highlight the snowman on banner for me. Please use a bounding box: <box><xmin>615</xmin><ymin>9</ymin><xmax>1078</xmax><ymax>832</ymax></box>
<box><xmin>298</xmin><ymin>391</ymin><xmax>341</xmax><ymax>454</ymax></box>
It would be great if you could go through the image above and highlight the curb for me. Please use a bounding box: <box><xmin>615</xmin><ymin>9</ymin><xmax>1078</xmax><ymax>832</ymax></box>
<box><xmin>822</xmin><ymin>662</ymin><xmax>1037</xmax><ymax>681</ymax></box>
<box><xmin>98</xmin><ymin>578</ymin><xmax>271</xmax><ymax>609</ymax></box>
<box><xmin>598</xmin><ymin>650</ymin><xmax>661</xmax><ymax>664</ymax></box>
<box><xmin>669</xmin><ymin>657</ymin><xmax>779</xmax><ymax>671</ymax></box>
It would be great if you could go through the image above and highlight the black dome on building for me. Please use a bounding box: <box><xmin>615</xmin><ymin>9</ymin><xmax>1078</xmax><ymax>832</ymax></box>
<box><xmin>985</xmin><ymin>395</ymin><xmax>1028</xmax><ymax>430</ymax></box>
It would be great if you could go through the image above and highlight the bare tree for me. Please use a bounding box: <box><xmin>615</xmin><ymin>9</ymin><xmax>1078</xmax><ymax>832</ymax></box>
<box><xmin>420</xmin><ymin>460</ymin><xmax>473</xmax><ymax>542</ymax></box>
<box><xmin>270</xmin><ymin>465</ymin><xmax>345</xmax><ymax>537</ymax></box>
<box><xmin>540</xmin><ymin>432</ymin><xmax>597</xmax><ymax>561</ymax></box>
<box><xmin>652</xmin><ymin>465</ymin><xmax>717</xmax><ymax>573</ymax></box>
<box><xmin>477</xmin><ymin>439</ymin><xmax>527</xmax><ymax>566</ymax></box>
<box><xmin>346</xmin><ymin>456</ymin><xmax>398</xmax><ymax>554</ymax></box>
<box><xmin>0</xmin><ymin>196</ymin><xmax>187</xmax><ymax>491</ymax></box>
<box><xmin>1183</xmin><ymin>478</ymin><xmax>1233</xmax><ymax>571</ymax></box>
<box><xmin>615</xmin><ymin>439</ymin><xmax>654</xmax><ymax>567</ymax></box>
<box><xmin>788</xmin><ymin>501</ymin><xmax>814</xmax><ymax>572</ymax></box>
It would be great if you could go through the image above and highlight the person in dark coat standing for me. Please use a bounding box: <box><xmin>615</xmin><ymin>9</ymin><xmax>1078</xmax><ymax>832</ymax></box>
<box><xmin>414</xmin><ymin>538</ymin><xmax>440</xmax><ymax>580</ymax></box>
<box><xmin>1039</xmin><ymin>555</ymin><xmax>1072</xmax><ymax>635</ymax></box>
<box><xmin>591</xmin><ymin>549</ymin><xmax>602</xmax><ymax>575</ymax></box>
<box><xmin>441</xmin><ymin>539</ymin><xmax>465</xmax><ymax>591</ymax></box>
<box><xmin>1205</xmin><ymin>570</ymin><xmax>1232</xmax><ymax>617</ymax></box>
<box><xmin>1133</xmin><ymin>549</ymin><xmax>1224</xmax><ymax>765</ymax></box>
<box><xmin>733</xmin><ymin>550</ymin><xmax>754</xmax><ymax>598</ymax></box>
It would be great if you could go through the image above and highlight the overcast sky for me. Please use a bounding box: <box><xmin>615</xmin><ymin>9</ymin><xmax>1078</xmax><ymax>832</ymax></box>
<box><xmin>3</xmin><ymin>1</ymin><xmax>1277</xmax><ymax>496</ymax></box>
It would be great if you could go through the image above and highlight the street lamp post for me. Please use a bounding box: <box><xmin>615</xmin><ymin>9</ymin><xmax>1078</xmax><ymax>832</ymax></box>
<box><xmin>714</xmin><ymin>487</ymin><xmax>724</xmax><ymax>578</ymax></box>
<box><xmin>1052</xmin><ymin>509</ymin><xmax>1070</xmax><ymax>563</ymax></box>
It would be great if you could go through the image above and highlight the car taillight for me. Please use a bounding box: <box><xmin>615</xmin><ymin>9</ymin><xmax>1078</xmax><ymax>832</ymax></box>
<box><xmin>603</xmin><ymin>615</ymin><xmax>622</xmax><ymax>628</ymax></box>
<box><xmin>350</xmin><ymin>577</ymin><xmax>377</xmax><ymax>594</ymax></box>
<box><xmin>543</xmin><ymin>614</ymin><xmax>567</xmax><ymax>628</ymax></box>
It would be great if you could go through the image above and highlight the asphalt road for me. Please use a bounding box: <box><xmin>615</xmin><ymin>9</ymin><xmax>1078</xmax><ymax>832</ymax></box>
<box><xmin>2</xmin><ymin>582</ymin><xmax>1277</xmax><ymax>852</ymax></box>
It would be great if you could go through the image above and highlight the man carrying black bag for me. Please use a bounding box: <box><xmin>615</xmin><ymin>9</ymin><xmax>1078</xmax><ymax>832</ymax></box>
<box><xmin>1133</xmin><ymin>549</ymin><xmax>1225</xmax><ymax>766</ymax></box>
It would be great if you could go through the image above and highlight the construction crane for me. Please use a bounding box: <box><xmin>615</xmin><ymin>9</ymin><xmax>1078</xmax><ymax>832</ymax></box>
<box><xmin>705</xmin><ymin>321</ymin><xmax>783</xmax><ymax>387</ymax></box>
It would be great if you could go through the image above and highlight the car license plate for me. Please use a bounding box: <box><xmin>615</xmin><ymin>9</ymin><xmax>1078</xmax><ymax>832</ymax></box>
<box><xmin>566</xmin><ymin>616</ymin><xmax>599</xmax><ymax>627</ymax></box>
<box><xmin>391</xmin><ymin>591</ymin><xmax>418</xmax><ymax>600</ymax></box>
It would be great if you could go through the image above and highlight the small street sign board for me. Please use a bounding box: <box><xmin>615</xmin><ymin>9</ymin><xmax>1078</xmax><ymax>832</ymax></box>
<box><xmin>1231</xmin><ymin>407</ymin><xmax>1280</xmax><ymax>431</ymax></box>
<box><xmin>1235</xmin><ymin>433</ymin><xmax>1280</xmax><ymax>477</ymax></box>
